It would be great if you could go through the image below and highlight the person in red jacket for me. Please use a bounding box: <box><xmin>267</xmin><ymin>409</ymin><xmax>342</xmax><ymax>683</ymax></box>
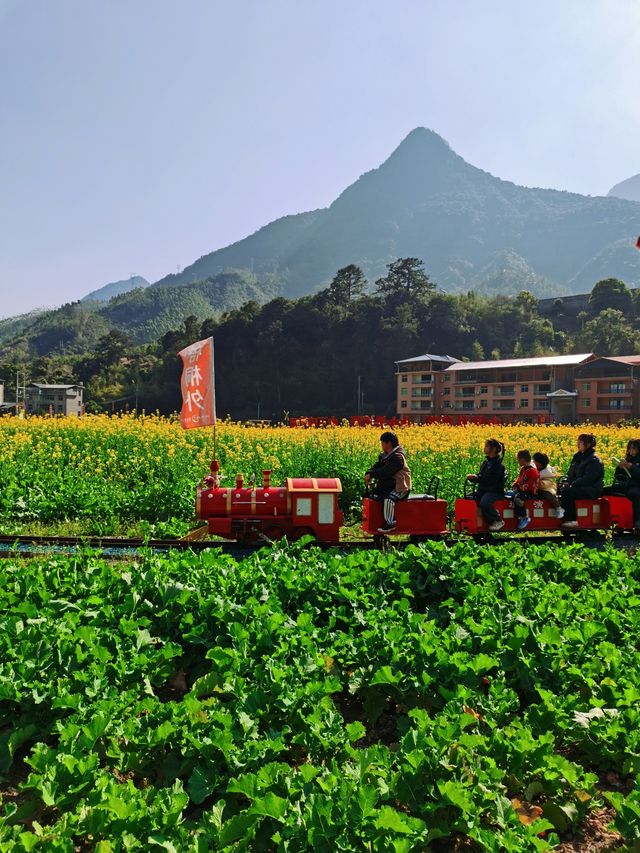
<box><xmin>511</xmin><ymin>449</ymin><xmax>539</xmax><ymax>531</ymax></box>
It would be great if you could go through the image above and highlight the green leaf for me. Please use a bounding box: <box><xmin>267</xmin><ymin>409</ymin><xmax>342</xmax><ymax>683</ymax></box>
<box><xmin>539</xmin><ymin>624</ymin><xmax>563</xmax><ymax>646</ymax></box>
<box><xmin>374</xmin><ymin>806</ymin><xmax>413</xmax><ymax>834</ymax></box>
<box><xmin>250</xmin><ymin>792</ymin><xmax>288</xmax><ymax>822</ymax></box>
<box><xmin>357</xmin><ymin>785</ymin><xmax>378</xmax><ymax>820</ymax></box>
<box><xmin>148</xmin><ymin>836</ymin><xmax>178</xmax><ymax>852</ymax></box>
<box><xmin>219</xmin><ymin>813</ymin><xmax>259</xmax><ymax>846</ymax></box>
<box><xmin>188</xmin><ymin>766</ymin><xmax>216</xmax><ymax>805</ymax></box>
<box><xmin>346</xmin><ymin>721</ymin><xmax>366</xmax><ymax>742</ymax></box>
<box><xmin>370</xmin><ymin>666</ymin><xmax>401</xmax><ymax>686</ymax></box>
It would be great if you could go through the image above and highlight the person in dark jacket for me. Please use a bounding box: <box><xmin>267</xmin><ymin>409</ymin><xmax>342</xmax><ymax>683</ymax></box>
<box><xmin>364</xmin><ymin>431</ymin><xmax>412</xmax><ymax>533</ymax></box>
<box><xmin>560</xmin><ymin>433</ymin><xmax>604</xmax><ymax>529</ymax></box>
<box><xmin>466</xmin><ymin>439</ymin><xmax>507</xmax><ymax>531</ymax></box>
<box><xmin>602</xmin><ymin>438</ymin><xmax>640</xmax><ymax>530</ymax></box>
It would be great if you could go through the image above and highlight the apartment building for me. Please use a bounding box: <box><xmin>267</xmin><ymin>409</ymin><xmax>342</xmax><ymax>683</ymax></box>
<box><xmin>396</xmin><ymin>354</ymin><xmax>460</xmax><ymax>418</ymax></box>
<box><xmin>573</xmin><ymin>356</ymin><xmax>640</xmax><ymax>424</ymax></box>
<box><xmin>396</xmin><ymin>353</ymin><xmax>606</xmax><ymax>424</ymax></box>
<box><xmin>25</xmin><ymin>383</ymin><xmax>84</xmax><ymax>416</ymax></box>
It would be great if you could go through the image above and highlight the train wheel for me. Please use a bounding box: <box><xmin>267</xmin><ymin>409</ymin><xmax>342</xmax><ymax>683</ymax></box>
<box><xmin>290</xmin><ymin>527</ymin><xmax>315</xmax><ymax>542</ymax></box>
<box><xmin>373</xmin><ymin>534</ymin><xmax>391</xmax><ymax>551</ymax></box>
<box><xmin>261</xmin><ymin>526</ymin><xmax>284</xmax><ymax>543</ymax></box>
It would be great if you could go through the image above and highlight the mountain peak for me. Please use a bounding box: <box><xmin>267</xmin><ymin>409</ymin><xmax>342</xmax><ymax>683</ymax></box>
<box><xmin>608</xmin><ymin>173</ymin><xmax>640</xmax><ymax>203</ymax></box>
<box><xmin>387</xmin><ymin>127</ymin><xmax>456</xmax><ymax>163</ymax></box>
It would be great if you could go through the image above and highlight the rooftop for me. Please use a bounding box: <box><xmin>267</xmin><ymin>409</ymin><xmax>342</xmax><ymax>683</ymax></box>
<box><xmin>28</xmin><ymin>383</ymin><xmax>83</xmax><ymax>390</ymax></box>
<box><xmin>444</xmin><ymin>354</ymin><xmax>594</xmax><ymax>372</ymax></box>
<box><xmin>395</xmin><ymin>353</ymin><xmax>461</xmax><ymax>365</ymax></box>
<box><xmin>598</xmin><ymin>355</ymin><xmax>640</xmax><ymax>365</ymax></box>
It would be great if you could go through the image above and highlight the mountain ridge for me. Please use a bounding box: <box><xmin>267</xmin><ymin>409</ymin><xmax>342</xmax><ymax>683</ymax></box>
<box><xmin>151</xmin><ymin>127</ymin><xmax>640</xmax><ymax>298</ymax></box>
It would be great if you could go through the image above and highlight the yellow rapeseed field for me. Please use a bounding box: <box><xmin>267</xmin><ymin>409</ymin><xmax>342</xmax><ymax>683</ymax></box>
<box><xmin>1</xmin><ymin>414</ymin><xmax>638</xmax><ymax>531</ymax></box>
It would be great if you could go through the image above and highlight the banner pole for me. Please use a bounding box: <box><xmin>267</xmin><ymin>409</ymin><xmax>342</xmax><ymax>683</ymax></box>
<box><xmin>210</xmin><ymin>337</ymin><xmax>219</xmax><ymax>485</ymax></box>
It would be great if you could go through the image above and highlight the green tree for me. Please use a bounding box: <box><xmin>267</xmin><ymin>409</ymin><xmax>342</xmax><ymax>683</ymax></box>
<box><xmin>375</xmin><ymin>258</ymin><xmax>435</xmax><ymax>302</ymax></box>
<box><xmin>327</xmin><ymin>265</ymin><xmax>367</xmax><ymax>305</ymax></box>
<box><xmin>579</xmin><ymin>309</ymin><xmax>640</xmax><ymax>355</ymax></box>
<box><xmin>589</xmin><ymin>278</ymin><xmax>632</xmax><ymax>315</ymax></box>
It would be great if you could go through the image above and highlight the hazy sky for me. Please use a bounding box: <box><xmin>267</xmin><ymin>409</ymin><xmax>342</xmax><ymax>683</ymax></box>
<box><xmin>1</xmin><ymin>0</ymin><xmax>639</xmax><ymax>318</ymax></box>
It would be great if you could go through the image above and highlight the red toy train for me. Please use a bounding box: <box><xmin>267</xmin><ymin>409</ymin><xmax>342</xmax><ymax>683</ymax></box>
<box><xmin>195</xmin><ymin>461</ymin><xmax>637</xmax><ymax>544</ymax></box>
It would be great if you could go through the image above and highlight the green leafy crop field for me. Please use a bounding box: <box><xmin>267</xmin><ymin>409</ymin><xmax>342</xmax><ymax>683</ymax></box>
<box><xmin>1</xmin><ymin>541</ymin><xmax>639</xmax><ymax>850</ymax></box>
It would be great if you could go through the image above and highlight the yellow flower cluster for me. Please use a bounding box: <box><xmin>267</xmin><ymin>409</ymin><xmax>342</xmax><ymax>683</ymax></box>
<box><xmin>0</xmin><ymin>414</ymin><xmax>637</xmax><ymax>526</ymax></box>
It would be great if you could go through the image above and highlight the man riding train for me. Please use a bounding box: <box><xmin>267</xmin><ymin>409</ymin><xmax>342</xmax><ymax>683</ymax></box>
<box><xmin>364</xmin><ymin>432</ymin><xmax>412</xmax><ymax>533</ymax></box>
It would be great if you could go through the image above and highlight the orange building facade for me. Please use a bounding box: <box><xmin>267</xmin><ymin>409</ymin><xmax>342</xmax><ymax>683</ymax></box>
<box><xmin>396</xmin><ymin>352</ymin><xmax>640</xmax><ymax>424</ymax></box>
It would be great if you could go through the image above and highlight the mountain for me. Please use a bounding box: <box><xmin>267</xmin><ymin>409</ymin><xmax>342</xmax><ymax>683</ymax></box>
<box><xmin>0</xmin><ymin>309</ymin><xmax>47</xmax><ymax>346</ymax></box>
<box><xmin>82</xmin><ymin>275</ymin><xmax>150</xmax><ymax>303</ymax></box>
<box><xmin>608</xmin><ymin>173</ymin><xmax>640</xmax><ymax>203</ymax></box>
<box><xmin>467</xmin><ymin>250</ymin><xmax>559</xmax><ymax>298</ymax></box>
<box><xmin>2</xmin><ymin>270</ymin><xmax>279</xmax><ymax>358</ymax></box>
<box><xmin>152</xmin><ymin>127</ymin><xmax>640</xmax><ymax>297</ymax></box>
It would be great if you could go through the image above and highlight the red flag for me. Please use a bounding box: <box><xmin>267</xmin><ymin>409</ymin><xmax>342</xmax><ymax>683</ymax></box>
<box><xmin>178</xmin><ymin>337</ymin><xmax>216</xmax><ymax>429</ymax></box>
<box><xmin>636</xmin><ymin>235</ymin><xmax>640</xmax><ymax>249</ymax></box>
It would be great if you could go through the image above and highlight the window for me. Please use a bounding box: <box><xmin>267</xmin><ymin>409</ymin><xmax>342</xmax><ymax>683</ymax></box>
<box><xmin>480</xmin><ymin>386</ymin><xmax>488</xmax><ymax>394</ymax></box>
<box><xmin>317</xmin><ymin>494</ymin><xmax>334</xmax><ymax>525</ymax></box>
<box><xmin>480</xmin><ymin>400</ymin><xmax>488</xmax><ymax>408</ymax></box>
<box><xmin>500</xmin><ymin>373</ymin><xmax>517</xmax><ymax>382</ymax></box>
<box><xmin>401</xmin><ymin>388</ymin><xmax>407</xmax><ymax>397</ymax></box>
<box><xmin>582</xmin><ymin>382</ymin><xmax>591</xmax><ymax>391</ymax></box>
<box><xmin>521</xmin><ymin>385</ymin><xmax>529</xmax><ymax>393</ymax></box>
<box><xmin>443</xmin><ymin>401</ymin><xmax>451</xmax><ymax>409</ymax></box>
<box><xmin>534</xmin><ymin>400</ymin><xmax>549</xmax><ymax>410</ymax></box>
<box><xmin>416</xmin><ymin>374</ymin><xmax>432</xmax><ymax>383</ymax></box>
<box><xmin>400</xmin><ymin>401</ymin><xmax>407</xmax><ymax>409</ymax></box>
<box><xmin>295</xmin><ymin>498</ymin><xmax>312</xmax><ymax>517</ymax></box>
<box><xmin>609</xmin><ymin>399</ymin><xmax>628</xmax><ymax>410</ymax></box>
<box><xmin>443</xmin><ymin>388</ymin><xmax>451</xmax><ymax>396</ymax></box>
<box><xmin>443</xmin><ymin>374</ymin><xmax>451</xmax><ymax>382</ymax></box>
<box><xmin>582</xmin><ymin>398</ymin><xmax>591</xmax><ymax>408</ymax></box>
<box><xmin>401</xmin><ymin>374</ymin><xmax>408</xmax><ymax>383</ymax></box>
<box><xmin>535</xmin><ymin>385</ymin><xmax>551</xmax><ymax>394</ymax></box>
<box><xmin>610</xmin><ymin>383</ymin><xmax>626</xmax><ymax>393</ymax></box>
<box><xmin>519</xmin><ymin>400</ymin><xmax>529</xmax><ymax>408</ymax></box>
<box><xmin>462</xmin><ymin>401</ymin><xmax>474</xmax><ymax>410</ymax></box>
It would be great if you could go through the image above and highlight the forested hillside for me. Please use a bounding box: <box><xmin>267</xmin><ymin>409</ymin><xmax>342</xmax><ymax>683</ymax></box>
<box><xmin>2</xmin><ymin>270</ymin><xmax>279</xmax><ymax>358</ymax></box>
<box><xmin>3</xmin><ymin>260</ymin><xmax>640</xmax><ymax>420</ymax></box>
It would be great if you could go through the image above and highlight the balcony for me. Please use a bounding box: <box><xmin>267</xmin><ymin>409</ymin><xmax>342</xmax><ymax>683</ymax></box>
<box><xmin>495</xmin><ymin>401</ymin><xmax>515</xmax><ymax>410</ymax></box>
<box><xmin>495</xmin><ymin>387</ymin><xmax>515</xmax><ymax>396</ymax></box>
<box><xmin>411</xmin><ymin>401</ymin><xmax>433</xmax><ymax>411</ymax></box>
<box><xmin>597</xmin><ymin>384</ymin><xmax>631</xmax><ymax>395</ymax></box>
<box><xmin>597</xmin><ymin>399</ymin><xmax>631</xmax><ymax>411</ymax></box>
<box><xmin>454</xmin><ymin>390</ymin><xmax>476</xmax><ymax>398</ymax></box>
<box><xmin>535</xmin><ymin>385</ymin><xmax>552</xmax><ymax>394</ymax></box>
<box><xmin>411</xmin><ymin>389</ymin><xmax>433</xmax><ymax>398</ymax></box>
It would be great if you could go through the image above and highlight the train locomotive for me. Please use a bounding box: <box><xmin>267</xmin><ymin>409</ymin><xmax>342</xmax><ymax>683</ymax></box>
<box><xmin>195</xmin><ymin>460</ymin><xmax>638</xmax><ymax>544</ymax></box>
<box><xmin>196</xmin><ymin>462</ymin><xmax>343</xmax><ymax>544</ymax></box>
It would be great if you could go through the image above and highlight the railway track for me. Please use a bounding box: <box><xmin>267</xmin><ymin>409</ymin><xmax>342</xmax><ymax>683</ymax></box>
<box><xmin>0</xmin><ymin>530</ymin><xmax>637</xmax><ymax>558</ymax></box>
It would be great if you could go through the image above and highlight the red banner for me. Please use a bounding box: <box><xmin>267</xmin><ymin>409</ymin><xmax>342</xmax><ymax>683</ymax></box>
<box><xmin>178</xmin><ymin>337</ymin><xmax>216</xmax><ymax>429</ymax></box>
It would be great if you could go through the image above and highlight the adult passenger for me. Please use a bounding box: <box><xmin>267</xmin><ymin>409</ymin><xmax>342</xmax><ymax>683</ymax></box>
<box><xmin>560</xmin><ymin>433</ymin><xmax>604</xmax><ymax>529</ymax></box>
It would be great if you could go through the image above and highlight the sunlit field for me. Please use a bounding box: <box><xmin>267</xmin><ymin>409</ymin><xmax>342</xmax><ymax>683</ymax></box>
<box><xmin>1</xmin><ymin>415</ymin><xmax>638</xmax><ymax>536</ymax></box>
